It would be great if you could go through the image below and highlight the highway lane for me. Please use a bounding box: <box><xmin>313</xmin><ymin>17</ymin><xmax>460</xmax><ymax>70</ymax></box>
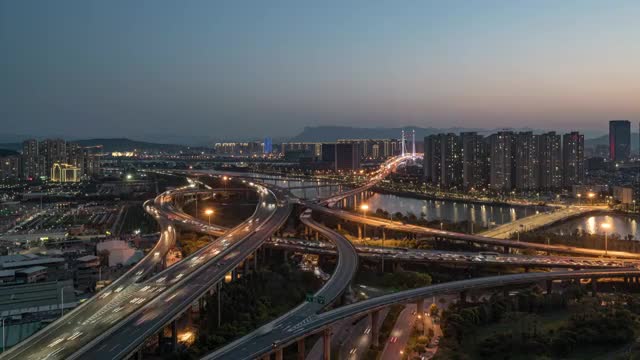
<box><xmin>234</xmin><ymin>267</ymin><xmax>640</xmax><ymax>359</ymax></box>
<box><xmin>205</xmin><ymin>208</ymin><xmax>359</xmax><ymax>360</ymax></box>
<box><xmin>74</xmin><ymin>185</ymin><xmax>291</xmax><ymax>360</ymax></box>
<box><xmin>305</xmin><ymin>203</ymin><xmax>640</xmax><ymax>259</ymax></box>
<box><xmin>266</xmin><ymin>237</ymin><xmax>635</xmax><ymax>269</ymax></box>
<box><xmin>1</xmin><ymin>181</ymin><xmax>261</xmax><ymax>360</ymax></box>
<box><xmin>0</xmin><ymin>201</ymin><xmax>179</xmax><ymax>360</ymax></box>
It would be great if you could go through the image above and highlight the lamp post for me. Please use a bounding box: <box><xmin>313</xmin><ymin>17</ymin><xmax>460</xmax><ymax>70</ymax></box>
<box><xmin>360</xmin><ymin>204</ymin><xmax>369</xmax><ymax>240</ymax></box>
<box><xmin>601</xmin><ymin>223</ymin><xmax>611</xmax><ymax>256</ymax></box>
<box><xmin>588</xmin><ymin>192</ymin><xmax>595</xmax><ymax>206</ymax></box>
<box><xmin>1</xmin><ymin>317</ymin><xmax>5</xmax><ymax>353</ymax></box>
<box><xmin>205</xmin><ymin>209</ymin><xmax>214</xmax><ymax>225</ymax></box>
<box><xmin>577</xmin><ymin>193</ymin><xmax>581</xmax><ymax>205</ymax></box>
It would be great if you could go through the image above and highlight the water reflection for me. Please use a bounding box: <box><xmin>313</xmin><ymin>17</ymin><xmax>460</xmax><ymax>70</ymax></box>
<box><xmin>549</xmin><ymin>215</ymin><xmax>640</xmax><ymax>240</ymax></box>
<box><xmin>364</xmin><ymin>193</ymin><xmax>545</xmax><ymax>226</ymax></box>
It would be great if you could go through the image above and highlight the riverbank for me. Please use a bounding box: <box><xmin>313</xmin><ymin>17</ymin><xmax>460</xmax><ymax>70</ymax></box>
<box><xmin>372</xmin><ymin>186</ymin><xmax>551</xmax><ymax>210</ymax></box>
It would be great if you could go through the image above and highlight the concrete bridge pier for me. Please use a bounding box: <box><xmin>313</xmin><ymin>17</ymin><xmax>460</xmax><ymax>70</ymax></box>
<box><xmin>297</xmin><ymin>338</ymin><xmax>306</xmax><ymax>360</ymax></box>
<box><xmin>217</xmin><ymin>282</ymin><xmax>222</xmax><ymax>327</ymax></box>
<box><xmin>591</xmin><ymin>278</ymin><xmax>598</xmax><ymax>296</ymax></box>
<box><xmin>253</xmin><ymin>250</ymin><xmax>259</xmax><ymax>271</ymax></box>
<box><xmin>171</xmin><ymin>320</ymin><xmax>177</xmax><ymax>352</ymax></box>
<box><xmin>546</xmin><ymin>280</ymin><xmax>553</xmax><ymax>295</ymax></box>
<box><xmin>459</xmin><ymin>290</ymin><xmax>468</xmax><ymax>304</ymax></box>
<box><xmin>371</xmin><ymin>310</ymin><xmax>380</xmax><ymax>348</ymax></box>
<box><xmin>275</xmin><ymin>348</ymin><xmax>283</xmax><ymax>360</ymax></box>
<box><xmin>323</xmin><ymin>328</ymin><xmax>332</xmax><ymax>360</ymax></box>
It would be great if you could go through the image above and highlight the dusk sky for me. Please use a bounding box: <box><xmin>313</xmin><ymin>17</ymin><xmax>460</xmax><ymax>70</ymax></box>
<box><xmin>1</xmin><ymin>1</ymin><xmax>639</xmax><ymax>141</ymax></box>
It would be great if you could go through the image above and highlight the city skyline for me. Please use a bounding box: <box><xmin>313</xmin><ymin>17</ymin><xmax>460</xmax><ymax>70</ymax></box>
<box><xmin>2</xmin><ymin>1</ymin><xmax>639</xmax><ymax>140</ymax></box>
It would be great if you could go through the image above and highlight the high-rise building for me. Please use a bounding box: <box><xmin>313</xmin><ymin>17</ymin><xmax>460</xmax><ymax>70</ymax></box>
<box><xmin>22</xmin><ymin>139</ymin><xmax>39</xmax><ymax>180</ymax></box>
<box><xmin>321</xmin><ymin>143</ymin><xmax>336</xmax><ymax>164</ymax></box>
<box><xmin>263</xmin><ymin>137</ymin><xmax>273</xmax><ymax>154</ymax></box>
<box><xmin>423</xmin><ymin>135</ymin><xmax>442</xmax><ymax>185</ymax></box>
<box><xmin>440</xmin><ymin>133</ymin><xmax>462</xmax><ymax>189</ymax></box>
<box><xmin>514</xmin><ymin>132</ymin><xmax>539</xmax><ymax>190</ymax></box>
<box><xmin>489</xmin><ymin>131</ymin><xmax>515</xmax><ymax>191</ymax></box>
<box><xmin>609</xmin><ymin>120</ymin><xmax>631</xmax><ymax>162</ymax></box>
<box><xmin>39</xmin><ymin>139</ymin><xmax>67</xmax><ymax>179</ymax></box>
<box><xmin>372</xmin><ymin>144</ymin><xmax>380</xmax><ymax>159</ymax></box>
<box><xmin>538</xmin><ymin>132</ymin><xmax>562</xmax><ymax>189</ymax></box>
<box><xmin>460</xmin><ymin>132</ymin><xmax>488</xmax><ymax>190</ymax></box>
<box><xmin>563</xmin><ymin>132</ymin><xmax>584</xmax><ymax>187</ymax></box>
<box><xmin>335</xmin><ymin>143</ymin><xmax>360</xmax><ymax>171</ymax></box>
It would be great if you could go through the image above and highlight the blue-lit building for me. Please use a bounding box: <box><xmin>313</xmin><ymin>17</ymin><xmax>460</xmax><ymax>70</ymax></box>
<box><xmin>263</xmin><ymin>137</ymin><xmax>272</xmax><ymax>154</ymax></box>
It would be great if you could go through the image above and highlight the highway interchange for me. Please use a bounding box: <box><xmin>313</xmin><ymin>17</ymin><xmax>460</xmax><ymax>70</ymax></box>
<box><xmin>4</xmin><ymin>154</ymin><xmax>640</xmax><ymax>360</ymax></box>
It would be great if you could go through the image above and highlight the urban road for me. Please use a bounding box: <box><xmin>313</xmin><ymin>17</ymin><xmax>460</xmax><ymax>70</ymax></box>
<box><xmin>1</xmin><ymin>181</ymin><xmax>282</xmax><ymax>360</ymax></box>
<box><xmin>226</xmin><ymin>268</ymin><xmax>640</xmax><ymax>360</ymax></box>
<box><xmin>74</xmin><ymin>185</ymin><xmax>292</xmax><ymax>360</ymax></box>
<box><xmin>305</xmin><ymin>202</ymin><xmax>640</xmax><ymax>259</ymax></box>
<box><xmin>206</xmin><ymin>208</ymin><xmax>359</xmax><ymax>360</ymax></box>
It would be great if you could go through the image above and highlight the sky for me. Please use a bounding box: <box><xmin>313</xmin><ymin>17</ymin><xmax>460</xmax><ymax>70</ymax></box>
<box><xmin>1</xmin><ymin>1</ymin><xmax>639</xmax><ymax>142</ymax></box>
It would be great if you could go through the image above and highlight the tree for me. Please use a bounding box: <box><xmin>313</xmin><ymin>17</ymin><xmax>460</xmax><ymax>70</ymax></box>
<box><xmin>429</xmin><ymin>303</ymin><xmax>439</xmax><ymax>317</ymax></box>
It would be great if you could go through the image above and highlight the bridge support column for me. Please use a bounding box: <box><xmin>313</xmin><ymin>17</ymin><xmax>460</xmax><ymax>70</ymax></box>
<box><xmin>358</xmin><ymin>225</ymin><xmax>362</xmax><ymax>239</ymax></box>
<box><xmin>297</xmin><ymin>338</ymin><xmax>306</xmax><ymax>360</ymax></box>
<box><xmin>371</xmin><ymin>310</ymin><xmax>380</xmax><ymax>348</ymax></box>
<box><xmin>337</xmin><ymin>223</ymin><xmax>342</xmax><ymax>231</ymax></box>
<box><xmin>217</xmin><ymin>282</ymin><xmax>222</xmax><ymax>327</ymax></box>
<box><xmin>591</xmin><ymin>278</ymin><xmax>598</xmax><ymax>296</ymax></box>
<box><xmin>254</xmin><ymin>251</ymin><xmax>258</xmax><ymax>271</ymax></box>
<box><xmin>417</xmin><ymin>298</ymin><xmax>427</xmax><ymax>335</ymax></box>
<box><xmin>315</xmin><ymin>231</ymin><xmax>320</xmax><ymax>241</ymax></box>
<box><xmin>275</xmin><ymin>348</ymin><xmax>283</xmax><ymax>360</ymax></box>
<box><xmin>323</xmin><ymin>328</ymin><xmax>331</xmax><ymax>360</ymax></box>
<box><xmin>459</xmin><ymin>290</ymin><xmax>468</xmax><ymax>304</ymax></box>
<box><xmin>503</xmin><ymin>246</ymin><xmax>509</xmax><ymax>254</ymax></box>
<box><xmin>137</xmin><ymin>348</ymin><xmax>143</xmax><ymax>360</ymax></box>
<box><xmin>546</xmin><ymin>280</ymin><xmax>553</xmax><ymax>295</ymax></box>
<box><xmin>171</xmin><ymin>320</ymin><xmax>177</xmax><ymax>353</ymax></box>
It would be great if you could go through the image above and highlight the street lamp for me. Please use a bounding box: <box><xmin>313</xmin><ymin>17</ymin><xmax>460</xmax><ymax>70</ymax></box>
<box><xmin>588</xmin><ymin>192</ymin><xmax>595</xmax><ymax>205</ymax></box>
<box><xmin>577</xmin><ymin>193</ymin><xmax>581</xmax><ymax>205</ymax></box>
<box><xmin>1</xmin><ymin>317</ymin><xmax>5</xmax><ymax>353</ymax></box>
<box><xmin>601</xmin><ymin>223</ymin><xmax>611</xmax><ymax>256</ymax></box>
<box><xmin>360</xmin><ymin>204</ymin><xmax>369</xmax><ymax>239</ymax></box>
<box><xmin>205</xmin><ymin>209</ymin><xmax>214</xmax><ymax>225</ymax></box>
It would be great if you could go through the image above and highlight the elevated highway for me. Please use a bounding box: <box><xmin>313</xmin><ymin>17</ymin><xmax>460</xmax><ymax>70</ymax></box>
<box><xmin>305</xmin><ymin>203</ymin><xmax>640</xmax><ymax>260</ymax></box>
<box><xmin>207</xmin><ymin>209</ymin><xmax>359</xmax><ymax>360</ymax></box>
<box><xmin>1</xmin><ymin>181</ymin><xmax>282</xmax><ymax>360</ymax></box>
<box><xmin>216</xmin><ymin>268</ymin><xmax>640</xmax><ymax>360</ymax></box>
<box><xmin>480</xmin><ymin>206</ymin><xmax>602</xmax><ymax>239</ymax></box>
<box><xmin>79</xmin><ymin>185</ymin><xmax>292</xmax><ymax>360</ymax></box>
<box><xmin>266</xmin><ymin>237</ymin><xmax>635</xmax><ymax>269</ymax></box>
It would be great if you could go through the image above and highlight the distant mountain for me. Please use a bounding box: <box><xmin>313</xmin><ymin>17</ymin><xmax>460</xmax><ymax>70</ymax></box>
<box><xmin>290</xmin><ymin>126</ymin><xmax>541</xmax><ymax>142</ymax></box>
<box><xmin>585</xmin><ymin>133</ymin><xmax>640</xmax><ymax>152</ymax></box>
<box><xmin>0</xmin><ymin>138</ymin><xmax>208</xmax><ymax>153</ymax></box>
